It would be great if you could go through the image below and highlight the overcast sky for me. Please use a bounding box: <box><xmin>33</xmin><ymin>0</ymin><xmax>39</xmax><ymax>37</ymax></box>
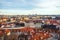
<box><xmin>0</xmin><ymin>0</ymin><xmax>60</xmax><ymax>15</ymax></box>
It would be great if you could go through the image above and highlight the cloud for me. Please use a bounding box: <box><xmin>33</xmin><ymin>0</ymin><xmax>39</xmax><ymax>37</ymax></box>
<box><xmin>0</xmin><ymin>9</ymin><xmax>60</xmax><ymax>15</ymax></box>
<box><xmin>0</xmin><ymin>0</ymin><xmax>60</xmax><ymax>15</ymax></box>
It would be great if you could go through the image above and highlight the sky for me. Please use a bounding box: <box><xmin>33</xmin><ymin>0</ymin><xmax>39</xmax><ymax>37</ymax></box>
<box><xmin>0</xmin><ymin>0</ymin><xmax>60</xmax><ymax>15</ymax></box>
